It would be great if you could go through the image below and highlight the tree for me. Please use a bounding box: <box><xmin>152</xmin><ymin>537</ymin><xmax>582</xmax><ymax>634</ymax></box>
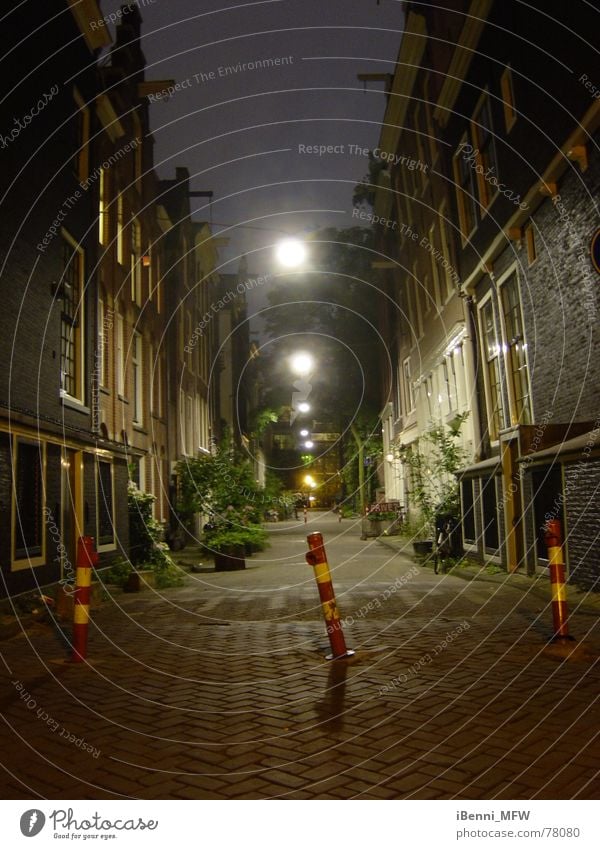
<box><xmin>352</xmin><ymin>150</ymin><xmax>387</xmax><ymax>209</ymax></box>
<box><xmin>398</xmin><ymin>413</ymin><xmax>470</xmax><ymax>536</ymax></box>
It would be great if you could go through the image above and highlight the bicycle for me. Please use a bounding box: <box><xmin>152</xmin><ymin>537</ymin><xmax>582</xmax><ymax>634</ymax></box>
<box><xmin>433</xmin><ymin>518</ymin><xmax>453</xmax><ymax>575</ymax></box>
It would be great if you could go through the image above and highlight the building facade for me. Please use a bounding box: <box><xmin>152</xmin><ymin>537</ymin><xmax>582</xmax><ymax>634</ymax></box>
<box><xmin>376</xmin><ymin>0</ymin><xmax>600</xmax><ymax>589</ymax></box>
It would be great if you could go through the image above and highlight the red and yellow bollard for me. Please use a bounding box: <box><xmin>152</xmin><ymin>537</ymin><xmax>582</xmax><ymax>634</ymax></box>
<box><xmin>305</xmin><ymin>532</ymin><xmax>354</xmax><ymax>660</ymax></box>
<box><xmin>544</xmin><ymin>519</ymin><xmax>574</xmax><ymax>643</ymax></box>
<box><xmin>72</xmin><ymin>536</ymin><xmax>99</xmax><ymax>662</ymax></box>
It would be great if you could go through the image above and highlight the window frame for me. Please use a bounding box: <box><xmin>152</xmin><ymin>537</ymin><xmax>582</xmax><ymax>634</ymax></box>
<box><xmin>478</xmin><ymin>292</ymin><xmax>505</xmax><ymax>444</ymax></box>
<box><xmin>500</xmin><ymin>65</ymin><xmax>517</xmax><ymax>133</ymax></box>
<box><xmin>498</xmin><ymin>267</ymin><xmax>532</xmax><ymax>427</ymax></box>
<box><xmin>132</xmin><ymin>331</ymin><xmax>143</xmax><ymax>424</ymax></box>
<box><xmin>96</xmin><ymin>456</ymin><xmax>116</xmax><ymax>551</ymax></box>
<box><xmin>60</xmin><ymin>230</ymin><xmax>86</xmax><ymax>404</ymax></box>
<box><xmin>470</xmin><ymin>90</ymin><xmax>500</xmax><ymax>212</ymax></box>
<box><xmin>11</xmin><ymin>438</ymin><xmax>46</xmax><ymax>569</ymax></box>
<box><xmin>453</xmin><ymin>133</ymin><xmax>479</xmax><ymax>244</ymax></box>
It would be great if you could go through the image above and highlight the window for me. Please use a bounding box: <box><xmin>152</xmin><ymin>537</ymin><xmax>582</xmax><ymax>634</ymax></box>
<box><xmin>481</xmin><ymin>476</ymin><xmax>499</xmax><ymax>551</ymax></box>
<box><xmin>423</xmin><ymin>77</ymin><xmax>438</xmax><ymax>163</ymax></box>
<box><xmin>413</xmin><ymin>263</ymin><xmax>424</xmax><ymax>338</ymax></box>
<box><xmin>116</xmin><ymin>314</ymin><xmax>125</xmax><ymax>396</ymax></box>
<box><xmin>131</xmin><ymin>220</ymin><xmax>142</xmax><ymax>305</ymax></box>
<box><xmin>443</xmin><ymin>359</ymin><xmax>456</xmax><ymax>412</ymax></box>
<box><xmin>428</xmin><ymin>224</ymin><xmax>442</xmax><ymax>306</ymax></box>
<box><xmin>98</xmin><ymin>296</ymin><xmax>109</xmax><ymax>388</ymax></box>
<box><xmin>500</xmin><ymin>273</ymin><xmax>531</xmax><ymax>425</ymax></box>
<box><xmin>60</xmin><ymin>233</ymin><xmax>85</xmax><ymax>402</ymax></box>
<box><xmin>395</xmin><ymin>362</ymin><xmax>402</xmax><ymax>419</ymax></box>
<box><xmin>117</xmin><ymin>193</ymin><xmax>126</xmax><ymax>266</ymax></box>
<box><xmin>413</xmin><ymin>104</ymin><xmax>427</xmax><ymax>190</ymax></box>
<box><xmin>13</xmin><ymin>440</ymin><xmax>45</xmax><ymax>563</ymax></box>
<box><xmin>471</xmin><ymin>94</ymin><xmax>499</xmax><ymax>209</ymax></box>
<box><xmin>525</xmin><ymin>222</ymin><xmax>537</xmax><ymax>266</ymax></box>
<box><xmin>425</xmin><ymin>374</ymin><xmax>433</xmax><ymax>417</ymax></box>
<box><xmin>500</xmin><ymin>66</ymin><xmax>517</xmax><ymax>132</ymax></box>
<box><xmin>150</xmin><ymin>346</ymin><xmax>164</xmax><ymax>419</ymax></box>
<box><xmin>438</xmin><ymin>202</ymin><xmax>455</xmax><ymax>300</ymax></box>
<box><xmin>402</xmin><ymin>358</ymin><xmax>415</xmax><ymax>413</ymax></box>
<box><xmin>73</xmin><ymin>88</ymin><xmax>90</xmax><ymax>183</ymax></box>
<box><xmin>155</xmin><ymin>252</ymin><xmax>162</xmax><ymax>313</ymax></box>
<box><xmin>480</xmin><ymin>298</ymin><xmax>504</xmax><ymax>442</ymax></box>
<box><xmin>461</xmin><ymin>478</ymin><xmax>476</xmax><ymax>543</ymax></box>
<box><xmin>454</xmin><ymin>135</ymin><xmax>478</xmax><ymax>240</ymax></box>
<box><xmin>96</xmin><ymin>459</ymin><xmax>114</xmax><ymax>547</ymax></box>
<box><xmin>98</xmin><ymin>167</ymin><xmax>109</xmax><ymax>245</ymax></box>
<box><xmin>132</xmin><ymin>332</ymin><xmax>143</xmax><ymax>423</ymax></box>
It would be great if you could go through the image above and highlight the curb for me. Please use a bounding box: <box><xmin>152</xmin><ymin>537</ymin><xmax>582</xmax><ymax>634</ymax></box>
<box><xmin>376</xmin><ymin>536</ymin><xmax>600</xmax><ymax>616</ymax></box>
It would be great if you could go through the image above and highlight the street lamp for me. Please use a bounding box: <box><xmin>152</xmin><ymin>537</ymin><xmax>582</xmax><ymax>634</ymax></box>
<box><xmin>304</xmin><ymin>440</ymin><xmax>314</xmax><ymax>449</ymax></box>
<box><xmin>297</xmin><ymin>401</ymin><xmax>310</xmax><ymax>413</ymax></box>
<box><xmin>300</xmin><ymin>429</ymin><xmax>309</xmax><ymax>437</ymax></box>
<box><xmin>275</xmin><ymin>238</ymin><xmax>307</xmax><ymax>269</ymax></box>
<box><xmin>290</xmin><ymin>352</ymin><xmax>314</xmax><ymax>376</ymax></box>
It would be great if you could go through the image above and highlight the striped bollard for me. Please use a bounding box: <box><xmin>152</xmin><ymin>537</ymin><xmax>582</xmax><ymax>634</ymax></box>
<box><xmin>305</xmin><ymin>532</ymin><xmax>354</xmax><ymax>660</ymax></box>
<box><xmin>72</xmin><ymin>536</ymin><xmax>98</xmax><ymax>662</ymax></box>
<box><xmin>544</xmin><ymin>519</ymin><xmax>574</xmax><ymax>643</ymax></box>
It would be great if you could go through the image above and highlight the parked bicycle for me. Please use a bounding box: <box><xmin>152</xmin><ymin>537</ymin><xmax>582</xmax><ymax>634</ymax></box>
<box><xmin>433</xmin><ymin>517</ymin><xmax>454</xmax><ymax>575</ymax></box>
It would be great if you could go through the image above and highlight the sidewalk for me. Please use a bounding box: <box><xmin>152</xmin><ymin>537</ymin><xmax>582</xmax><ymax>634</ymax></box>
<box><xmin>1</xmin><ymin>516</ymin><xmax>599</xmax><ymax>800</ymax></box>
<box><xmin>376</xmin><ymin>534</ymin><xmax>600</xmax><ymax>616</ymax></box>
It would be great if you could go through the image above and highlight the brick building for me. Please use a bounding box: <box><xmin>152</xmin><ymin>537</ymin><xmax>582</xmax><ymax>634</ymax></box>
<box><xmin>0</xmin><ymin>1</ymin><xmax>116</xmax><ymax>598</ymax></box>
<box><xmin>0</xmin><ymin>3</ymin><xmax>228</xmax><ymax>597</ymax></box>
<box><xmin>375</xmin><ymin>0</ymin><xmax>600</xmax><ymax>589</ymax></box>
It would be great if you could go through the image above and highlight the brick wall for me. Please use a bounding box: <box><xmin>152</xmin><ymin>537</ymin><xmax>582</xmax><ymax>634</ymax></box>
<box><xmin>564</xmin><ymin>458</ymin><xmax>600</xmax><ymax>591</ymax></box>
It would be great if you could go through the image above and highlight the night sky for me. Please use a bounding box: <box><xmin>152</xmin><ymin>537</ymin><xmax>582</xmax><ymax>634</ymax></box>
<box><xmin>100</xmin><ymin>0</ymin><xmax>405</xmax><ymax>273</ymax></box>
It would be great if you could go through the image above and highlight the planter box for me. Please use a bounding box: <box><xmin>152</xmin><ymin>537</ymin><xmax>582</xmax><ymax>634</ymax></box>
<box><xmin>124</xmin><ymin>570</ymin><xmax>156</xmax><ymax>592</ymax></box>
<box><xmin>361</xmin><ymin>518</ymin><xmax>381</xmax><ymax>538</ymax></box>
<box><xmin>214</xmin><ymin>546</ymin><xmax>246</xmax><ymax>571</ymax></box>
<box><xmin>412</xmin><ymin>540</ymin><xmax>434</xmax><ymax>556</ymax></box>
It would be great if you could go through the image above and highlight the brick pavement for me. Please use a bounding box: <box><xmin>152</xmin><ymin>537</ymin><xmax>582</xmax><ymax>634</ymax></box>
<box><xmin>1</xmin><ymin>514</ymin><xmax>599</xmax><ymax>799</ymax></box>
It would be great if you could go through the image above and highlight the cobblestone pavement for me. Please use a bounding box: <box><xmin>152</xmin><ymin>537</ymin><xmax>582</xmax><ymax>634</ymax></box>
<box><xmin>1</xmin><ymin>513</ymin><xmax>599</xmax><ymax>800</ymax></box>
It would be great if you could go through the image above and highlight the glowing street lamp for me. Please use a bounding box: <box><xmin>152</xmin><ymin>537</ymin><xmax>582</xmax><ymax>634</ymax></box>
<box><xmin>300</xmin><ymin>429</ymin><xmax>309</xmax><ymax>437</ymax></box>
<box><xmin>297</xmin><ymin>401</ymin><xmax>310</xmax><ymax>413</ymax></box>
<box><xmin>275</xmin><ymin>238</ymin><xmax>307</xmax><ymax>269</ymax></box>
<box><xmin>304</xmin><ymin>440</ymin><xmax>314</xmax><ymax>449</ymax></box>
<box><xmin>290</xmin><ymin>352</ymin><xmax>314</xmax><ymax>376</ymax></box>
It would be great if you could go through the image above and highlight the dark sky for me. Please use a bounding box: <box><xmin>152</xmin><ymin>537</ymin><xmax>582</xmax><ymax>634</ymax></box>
<box><xmin>101</xmin><ymin>0</ymin><xmax>405</xmax><ymax>273</ymax></box>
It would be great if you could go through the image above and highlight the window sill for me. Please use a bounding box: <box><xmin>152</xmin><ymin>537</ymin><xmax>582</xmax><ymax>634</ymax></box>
<box><xmin>133</xmin><ymin>424</ymin><xmax>147</xmax><ymax>434</ymax></box>
<box><xmin>118</xmin><ymin>394</ymin><xmax>129</xmax><ymax>404</ymax></box>
<box><xmin>61</xmin><ymin>394</ymin><xmax>90</xmax><ymax>414</ymax></box>
<box><xmin>11</xmin><ymin>556</ymin><xmax>45</xmax><ymax>572</ymax></box>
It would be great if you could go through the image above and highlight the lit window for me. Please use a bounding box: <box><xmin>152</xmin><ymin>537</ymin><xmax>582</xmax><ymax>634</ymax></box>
<box><xmin>60</xmin><ymin>233</ymin><xmax>85</xmax><ymax>402</ymax></box>
<box><xmin>500</xmin><ymin>273</ymin><xmax>531</xmax><ymax>425</ymax></box>
<box><xmin>98</xmin><ymin>167</ymin><xmax>109</xmax><ymax>245</ymax></box>
<box><xmin>480</xmin><ymin>299</ymin><xmax>504</xmax><ymax>442</ymax></box>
